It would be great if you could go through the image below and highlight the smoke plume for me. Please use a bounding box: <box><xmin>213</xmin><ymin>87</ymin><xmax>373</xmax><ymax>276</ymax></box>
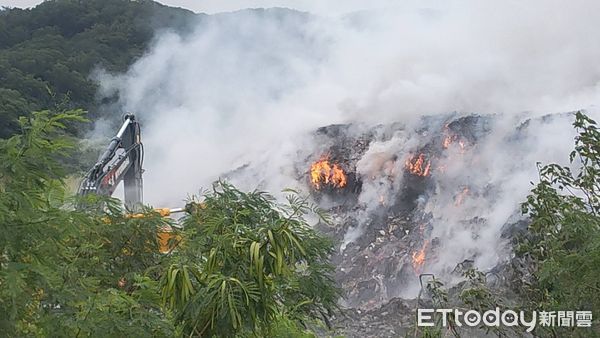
<box><xmin>94</xmin><ymin>1</ymin><xmax>600</xmax><ymax>298</ymax></box>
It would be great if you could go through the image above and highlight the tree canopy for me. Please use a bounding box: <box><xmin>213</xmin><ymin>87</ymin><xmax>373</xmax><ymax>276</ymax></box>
<box><xmin>520</xmin><ymin>111</ymin><xmax>600</xmax><ymax>337</ymax></box>
<box><xmin>0</xmin><ymin>110</ymin><xmax>340</xmax><ymax>337</ymax></box>
<box><xmin>0</xmin><ymin>0</ymin><xmax>199</xmax><ymax>138</ymax></box>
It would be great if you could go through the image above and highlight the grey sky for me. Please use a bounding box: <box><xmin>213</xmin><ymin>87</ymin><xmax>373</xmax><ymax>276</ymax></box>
<box><xmin>0</xmin><ymin>0</ymin><xmax>403</xmax><ymax>15</ymax></box>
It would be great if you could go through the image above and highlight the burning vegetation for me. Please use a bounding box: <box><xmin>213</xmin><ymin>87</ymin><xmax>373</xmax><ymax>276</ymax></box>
<box><xmin>310</xmin><ymin>157</ymin><xmax>348</xmax><ymax>190</ymax></box>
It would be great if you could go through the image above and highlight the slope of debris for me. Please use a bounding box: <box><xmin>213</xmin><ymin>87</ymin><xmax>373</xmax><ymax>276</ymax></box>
<box><xmin>292</xmin><ymin>112</ymin><xmax>575</xmax><ymax>337</ymax></box>
<box><xmin>229</xmin><ymin>111</ymin><xmax>574</xmax><ymax>337</ymax></box>
<box><xmin>307</xmin><ymin>114</ymin><xmax>495</xmax><ymax>307</ymax></box>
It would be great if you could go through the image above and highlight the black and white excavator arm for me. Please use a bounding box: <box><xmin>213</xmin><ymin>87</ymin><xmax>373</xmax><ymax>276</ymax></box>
<box><xmin>78</xmin><ymin>113</ymin><xmax>144</xmax><ymax>209</ymax></box>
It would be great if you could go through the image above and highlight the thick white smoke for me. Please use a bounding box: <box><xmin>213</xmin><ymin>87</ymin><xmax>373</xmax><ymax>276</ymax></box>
<box><xmin>94</xmin><ymin>1</ymin><xmax>600</xmax><ymax>298</ymax></box>
<box><xmin>96</xmin><ymin>1</ymin><xmax>600</xmax><ymax>205</ymax></box>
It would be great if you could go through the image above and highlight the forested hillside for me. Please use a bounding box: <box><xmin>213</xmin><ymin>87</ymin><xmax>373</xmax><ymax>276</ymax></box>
<box><xmin>0</xmin><ymin>0</ymin><xmax>198</xmax><ymax>138</ymax></box>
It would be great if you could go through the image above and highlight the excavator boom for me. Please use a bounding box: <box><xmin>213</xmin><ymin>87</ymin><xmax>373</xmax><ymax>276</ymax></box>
<box><xmin>78</xmin><ymin>113</ymin><xmax>144</xmax><ymax>209</ymax></box>
<box><xmin>78</xmin><ymin>114</ymin><xmax>204</xmax><ymax>253</ymax></box>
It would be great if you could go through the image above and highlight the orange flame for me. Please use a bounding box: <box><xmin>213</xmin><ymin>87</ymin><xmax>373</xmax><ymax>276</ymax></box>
<box><xmin>412</xmin><ymin>240</ymin><xmax>429</xmax><ymax>274</ymax></box>
<box><xmin>443</xmin><ymin>134</ymin><xmax>467</xmax><ymax>152</ymax></box>
<box><xmin>405</xmin><ymin>154</ymin><xmax>431</xmax><ymax>177</ymax></box>
<box><xmin>310</xmin><ymin>157</ymin><xmax>347</xmax><ymax>189</ymax></box>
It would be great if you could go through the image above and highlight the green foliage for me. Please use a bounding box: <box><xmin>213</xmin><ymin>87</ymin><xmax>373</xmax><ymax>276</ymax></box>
<box><xmin>160</xmin><ymin>182</ymin><xmax>341</xmax><ymax>337</ymax></box>
<box><xmin>415</xmin><ymin>111</ymin><xmax>600</xmax><ymax>338</ymax></box>
<box><xmin>521</xmin><ymin>111</ymin><xmax>600</xmax><ymax>337</ymax></box>
<box><xmin>458</xmin><ymin>269</ymin><xmax>503</xmax><ymax>316</ymax></box>
<box><xmin>412</xmin><ymin>270</ymin><xmax>515</xmax><ymax>338</ymax></box>
<box><xmin>0</xmin><ymin>0</ymin><xmax>198</xmax><ymax>138</ymax></box>
<box><xmin>0</xmin><ymin>110</ymin><xmax>176</xmax><ymax>336</ymax></box>
<box><xmin>248</xmin><ymin>315</ymin><xmax>317</xmax><ymax>338</ymax></box>
<box><xmin>0</xmin><ymin>110</ymin><xmax>340</xmax><ymax>337</ymax></box>
<box><xmin>422</xmin><ymin>277</ymin><xmax>459</xmax><ymax>338</ymax></box>
<box><xmin>458</xmin><ymin>269</ymin><xmax>516</xmax><ymax>337</ymax></box>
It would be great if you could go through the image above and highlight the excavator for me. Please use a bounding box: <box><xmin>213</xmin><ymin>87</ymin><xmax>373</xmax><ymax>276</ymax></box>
<box><xmin>78</xmin><ymin>113</ymin><xmax>144</xmax><ymax>209</ymax></box>
<box><xmin>77</xmin><ymin>113</ymin><xmax>187</xmax><ymax>252</ymax></box>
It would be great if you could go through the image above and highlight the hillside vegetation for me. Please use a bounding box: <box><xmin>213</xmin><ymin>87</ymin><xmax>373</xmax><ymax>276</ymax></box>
<box><xmin>0</xmin><ymin>0</ymin><xmax>198</xmax><ymax>138</ymax></box>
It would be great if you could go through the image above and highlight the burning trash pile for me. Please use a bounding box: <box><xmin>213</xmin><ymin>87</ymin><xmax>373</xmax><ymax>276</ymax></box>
<box><xmin>226</xmin><ymin>112</ymin><xmax>577</xmax><ymax>337</ymax></box>
<box><xmin>310</xmin><ymin>157</ymin><xmax>347</xmax><ymax>190</ymax></box>
<box><xmin>293</xmin><ymin>112</ymin><xmax>570</xmax><ymax>337</ymax></box>
<box><xmin>298</xmin><ymin>113</ymin><xmax>571</xmax><ymax>316</ymax></box>
<box><xmin>404</xmin><ymin>154</ymin><xmax>431</xmax><ymax>177</ymax></box>
<box><xmin>296</xmin><ymin>115</ymin><xmax>497</xmax><ymax>311</ymax></box>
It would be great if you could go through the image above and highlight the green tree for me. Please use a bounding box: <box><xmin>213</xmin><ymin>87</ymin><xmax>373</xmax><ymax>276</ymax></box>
<box><xmin>160</xmin><ymin>183</ymin><xmax>341</xmax><ymax>337</ymax></box>
<box><xmin>521</xmin><ymin>111</ymin><xmax>600</xmax><ymax>337</ymax></box>
<box><xmin>0</xmin><ymin>110</ymin><xmax>176</xmax><ymax>336</ymax></box>
<box><xmin>0</xmin><ymin>110</ymin><xmax>340</xmax><ymax>337</ymax></box>
<box><xmin>0</xmin><ymin>0</ymin><xmax>198</xmax><ymax>138</ymax></box>
<box><xmin>0</xmin><ymin>88</ymin><xmax>31</xmax><ymax>138</ymax></box>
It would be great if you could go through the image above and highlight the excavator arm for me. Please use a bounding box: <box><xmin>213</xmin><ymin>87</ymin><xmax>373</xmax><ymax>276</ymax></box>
<box><xmin>78</xmin><ymin>113</ymin><xmax>144</xmax><ymax>209</ymax></box>
<box><xmin>78</xmin><ymin>113</ymin><xmax>202</xmax><ymax>254</ymax></box>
